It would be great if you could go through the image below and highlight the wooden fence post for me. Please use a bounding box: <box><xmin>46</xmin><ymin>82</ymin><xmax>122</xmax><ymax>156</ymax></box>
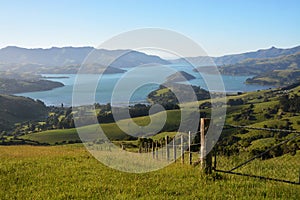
<box><xmin>213</xmin><ymin>145</ymin><xmax>217</xmax><ymax>170</ymax></box>
<box><xmin>165</xmin><ymin>136</ymin><xmax>169</xmax><ymax>161</ymax></box>
<box><xmin>155</xmin><ymin>141</ymin><xmax>158</xmax><ymax>160</ymax></box>
<box><xmin>181</xmin><ymin>134</ymin><xmax>184</xmax><ymax>164</ymax></box>
<box><xmin>161</xmin><ymin>140</ymin><xmax>163</xmax><ymax>158</ymax></box>
<box><xmin>189</xmin><ymin>131</ymin><xmax>192</xmax><ymax>165</ymax></box>
<box><xmin>148</xmin><ymin>142</ymin><xmax>150</xmax><ymax>153</ymax></box>
<box><xmin>200</xmin><ymin>118</ymin><xmax>212</xmax><ymax>174</ymax></box>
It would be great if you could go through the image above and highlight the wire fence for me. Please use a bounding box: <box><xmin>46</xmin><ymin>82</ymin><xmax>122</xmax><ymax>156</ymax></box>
<box><xmin>91</xmin><ymin>119</ymin><xmax>300</xmax><ymax>184</ymax></box>
<box><xmin>215</xmin><ymin>124</ymin><xmax>300</xmax><ymax>185</ymax></box>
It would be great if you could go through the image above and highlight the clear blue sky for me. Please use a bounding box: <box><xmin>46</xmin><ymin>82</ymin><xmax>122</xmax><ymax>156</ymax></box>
<box><xmin>1</xmin><ymin>0</ymin><xmax>300</xmax><ymax>56</ymax></box>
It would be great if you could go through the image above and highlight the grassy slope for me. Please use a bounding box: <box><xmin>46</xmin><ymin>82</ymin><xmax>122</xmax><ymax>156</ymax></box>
<box><xmin>224</xmin><ymin>86</ymin><xmax>300</xmax><ymax>152</ymax></box>
<box><xmin>21</xmin><ymin>123</ymin><xmax>130</xmax><ymax>144</ymax></box>
<box><xmin>21</xmin><ymin>128</ymin><xmax>80</xmax><ymax>144</ymax></box>
<box><xmin>0</xmin><ymin>145</ymin><xmax>299</xmax><ymax>200</ymax></box>
<box><xmin>21</xmin><ymin>110</ymin><xmax>181</xmax><ymax>144</ymax></box>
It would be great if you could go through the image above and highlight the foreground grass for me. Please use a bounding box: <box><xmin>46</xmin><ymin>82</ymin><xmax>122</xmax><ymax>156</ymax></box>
<box><xmin>0</xmin><ymin>145</ymin><xmax>299</xmax><ymax>199</ymax></box>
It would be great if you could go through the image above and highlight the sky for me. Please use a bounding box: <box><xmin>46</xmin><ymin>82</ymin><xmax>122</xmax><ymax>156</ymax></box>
<box><xmin>1</xmin><ymin>0</ymin><xmax>300</xmax><ymax>57</ymax></box>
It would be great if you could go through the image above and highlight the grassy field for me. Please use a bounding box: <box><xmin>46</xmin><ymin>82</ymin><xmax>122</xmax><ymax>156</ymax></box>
<box><xmin>0</xmin><ymin>145</ymin><xmax>299</xmax><ymax>199</ymax></box>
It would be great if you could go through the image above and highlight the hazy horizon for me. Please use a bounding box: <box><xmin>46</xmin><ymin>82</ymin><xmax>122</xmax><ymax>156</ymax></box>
<box><xmin>1</xmin><ymin>0</ymin><xmax>300</xmax><ymax>57</ymax></box>
<box><xmin>1</xmin><ymin>44</ymin><xmax>299</xmax><ymax>59</ymax></box>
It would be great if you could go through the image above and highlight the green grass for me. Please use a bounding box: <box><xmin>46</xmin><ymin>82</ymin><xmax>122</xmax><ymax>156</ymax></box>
<box><xmin>252</xmin><ymin>100</ymin><xmax>279</xmax><ymax>113</ymax></box>
<box><xmin>0</xmin><ymin>145</ymin><xmax>299</xmax><ymax>199</ymax></box>
<box><xmin>248</xmin><ymin>137</ymin><xmax>276</xmax><ymax>151</ymax></box>
<box><xmin>236</xmin><ymin>129</ymin><xmax>268</xmax><ymax>140</ymax></box>
<box><xmin>21</xmin><ymin>128</ymin><xmax>80</xmax><ymax>144</ymax></box>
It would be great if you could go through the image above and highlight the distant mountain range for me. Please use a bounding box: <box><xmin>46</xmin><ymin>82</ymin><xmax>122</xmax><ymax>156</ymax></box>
<box><xmin>0</xmin><ymin>46</ymin><xmax>169</xmax><ymax>74</ymax></box>
<box><xmin>1</xmin><ymin>45</ymin><xmax>300</xmax><ymax>83</ymax></box>
<box><xmin>172</xmin><ymin>45</ymin><xmax>300</xmax><ymax>66</ymax></box>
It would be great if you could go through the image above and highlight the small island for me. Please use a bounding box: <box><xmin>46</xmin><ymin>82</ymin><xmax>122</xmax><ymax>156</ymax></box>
<box><xmin>166</xmin><ymin>71</ymin><xmax>196</xmax><ymax>83</ymax></box>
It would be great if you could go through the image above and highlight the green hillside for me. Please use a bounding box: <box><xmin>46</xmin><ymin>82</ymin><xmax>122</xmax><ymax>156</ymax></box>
<box><xmin>0</xmin><ymin>95</ymin><xmax>48</xmax><ymax>131</ymax></box>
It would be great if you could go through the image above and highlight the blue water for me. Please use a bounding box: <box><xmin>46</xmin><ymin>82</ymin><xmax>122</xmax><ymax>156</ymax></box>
<box><xmin>15</xmin><ymin>64</ymin><xmax>273</xmax><ymax>106</ymax></box>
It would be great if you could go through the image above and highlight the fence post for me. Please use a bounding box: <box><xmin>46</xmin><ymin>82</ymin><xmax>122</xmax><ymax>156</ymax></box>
<box><xmin>189</xmin><ymin>131</ymin><xmax>192</xmax><ymax>165</ymax></box>
<box><xmin>200</xmin><ymin>118</ymin><xmax>212</xmax><ymax>174</ymax></box>
<box><xmin>165</xmin><ymin>136</ymin><xmax>169</xmax><ymax>161</ymax></box>
<box><xmin>181</xmin><ymin>134</ymin><xmax>184</xmax><ymax>164</ymax></box>
<box><xmin>173</xmin><ymin>137</ymin><xmax>176</xmax><ymax>162</ymax></box>
<box><xmin>161</xmin><ymin>140</ymin><xmax>163</xmax><ymax>158</ymax></box>
<box><xmin>152</xmin><ymin>141</ymin><xmax>155</xmax><ymax>159</ymax></box>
